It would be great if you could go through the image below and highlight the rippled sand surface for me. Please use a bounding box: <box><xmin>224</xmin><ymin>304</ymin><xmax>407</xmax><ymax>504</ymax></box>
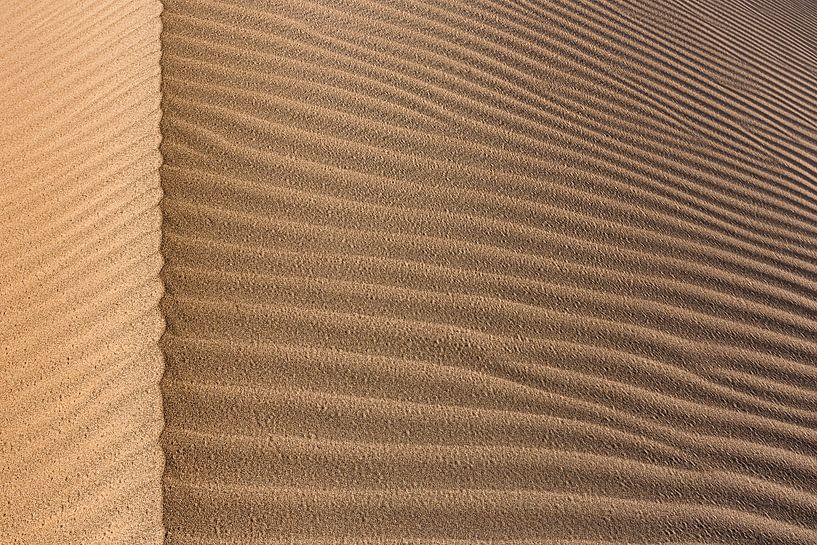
<box><xmin>0</xmin><ymin>1</ymin><xmax>164</xmax><ymax>543</ymax></box>
<box><xmin>4</xmin><ymin>0</ymin><xmax>817</xmax><ymax>543</ymax></box>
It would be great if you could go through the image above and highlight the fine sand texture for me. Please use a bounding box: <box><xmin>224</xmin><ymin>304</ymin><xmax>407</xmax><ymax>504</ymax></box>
<box><xmin>0</xmin><ymin>1</ymin><xmax>164</xmax><ymax>543</ymax></box>
<box><xmin>159</xmin><ymin>0</ymin><xmax>817</xmax><ymax>543</ymax></box>
<box><xmin>2</xmin><ymin>0</ymin><xmax>817</xmax><ymax>543</ymax></box>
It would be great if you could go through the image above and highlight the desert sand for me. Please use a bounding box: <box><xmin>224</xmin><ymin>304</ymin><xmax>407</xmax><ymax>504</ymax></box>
<box><xmin>0</xmin><ymin>0</ymin><xmax>164</xmax><ymax>543</ymax></box>
<box><xmin>4</xmin><ymin>0</ymin><xmax>817</xmax><ymax>543</ymax></box>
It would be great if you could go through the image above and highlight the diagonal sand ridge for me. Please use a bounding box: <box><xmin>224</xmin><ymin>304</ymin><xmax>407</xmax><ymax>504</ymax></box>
<box><xmin>0</xmin><ymin>1</ymin><xmax>164</xmax><ymax>543</ymax></box>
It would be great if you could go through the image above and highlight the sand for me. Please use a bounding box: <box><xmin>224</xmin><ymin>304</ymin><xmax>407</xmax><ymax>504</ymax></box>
<box><xmin>0</xmin><ymin>1</ymin><xmax>164</xmax><ymax>543</ymax></box>
<box><xmin>158</xmin><ymin>0</ymin><xmax>817</xmax><ymax>542</ymax></box>
<box><xmin>3</xmin><ymin>0</ymin><xmax>817</xmax><ymax>543</ymax></box>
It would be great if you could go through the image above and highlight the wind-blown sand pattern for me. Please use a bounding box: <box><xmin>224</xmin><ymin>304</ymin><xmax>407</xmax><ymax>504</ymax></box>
<box><xmin>159</xmin><ymin>0</ymin><xmax>817</xmax><ymax>542</ymax></box>
<box><xmin>0</xmin><ymin>1</ymin><xmax>164</xmax><ymax>543</ymax></box>
<box><xmin>3</xmin><ymin>0</ymin><xmax>817</xmax><ymax>542</ymax></box>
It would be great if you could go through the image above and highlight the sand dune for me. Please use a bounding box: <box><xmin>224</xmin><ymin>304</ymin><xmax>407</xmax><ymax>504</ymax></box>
<box><xmin>0</xmin><ymin>1</ymin><xmax>164</xmax><ymax>543</ymax></box>
<box><xmin>3</xmin><ymin>0</ymin><xmax>817</xmax><ymax>542</ymax></box>
<box><xmin>158</xmin><ymin>0</ymin><xmax>817</xmax><ymax>542</ymax></box>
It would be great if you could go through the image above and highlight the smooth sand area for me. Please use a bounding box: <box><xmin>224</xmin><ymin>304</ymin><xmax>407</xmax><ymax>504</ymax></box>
<box><xmin>159</xmin><ymin>0</ymin><xmax>817</xmax><ymax>543</ymax></box>
<box><xmin>0</xmin><ymin>1</ymin><xmax>164</xmax><ymax>543</ymax></box>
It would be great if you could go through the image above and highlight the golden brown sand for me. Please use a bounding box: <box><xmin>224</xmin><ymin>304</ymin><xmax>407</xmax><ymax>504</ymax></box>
<box><xmin>4</xmin><ymin>0</ymin><xmax>817</xmax><ymax>543</ymax></box>
<box><xmin>158</xmin><ymin>0</ymin><xmax>817</xmax><ymax>543</ymax></box>
<box><xmin>0</xmin><ymin>1</ymin><xmax>164</xmax><ymax>543</ymax></box>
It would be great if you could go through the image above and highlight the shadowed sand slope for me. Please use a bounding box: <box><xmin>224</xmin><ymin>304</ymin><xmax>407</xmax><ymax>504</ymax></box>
<box><xmin>160</xmin><ymin>0</ymin><xmax>817</xmax><ymax>542</ymax></box>
<box><xmin>0</xmin><ymin>1</ymin><xmax>164</xmax><ymax>543</ymax></box>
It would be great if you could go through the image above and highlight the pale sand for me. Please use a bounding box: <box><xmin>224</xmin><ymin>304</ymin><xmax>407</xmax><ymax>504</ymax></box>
<box><xmin>0</xmin><ymin>1</ymin><xmax>164</xmax><ymax>544</ymax></box>
<box><xmin>3</xmin><ymin>0</ymin><xmax>817</xmax><ymax>543</ymax></box>
<box><xmin>159</xmin><ymin>0</ymin><xmax>817</xmax><ymax>542</ymax></box>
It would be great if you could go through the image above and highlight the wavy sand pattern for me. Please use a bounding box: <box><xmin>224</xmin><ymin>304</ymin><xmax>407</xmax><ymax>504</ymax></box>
<box><xmin>158</xmin><ymin>0</ymin><xmax>817</xmax><ymax>542</ymax></box>
<box><xmin>0</xmin><ymin>0</ymin><xmax>164</xmax><ymax>543</ymax></box>
<box><xmin>2</xmin><ymin>0</ymin><xmax>817</xmax><ymax>542</ymax></box>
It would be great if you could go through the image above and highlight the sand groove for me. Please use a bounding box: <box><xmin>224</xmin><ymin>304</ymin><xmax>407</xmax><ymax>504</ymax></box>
<box><xmin>0</xmin><ymin>1</ymin><xmax>164</xmax><ymax>543</ymax></box>
<box><xmin>159</xmin><ymin>0</ymin><xmax>817</xmax><ymax>542</ymax></box>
